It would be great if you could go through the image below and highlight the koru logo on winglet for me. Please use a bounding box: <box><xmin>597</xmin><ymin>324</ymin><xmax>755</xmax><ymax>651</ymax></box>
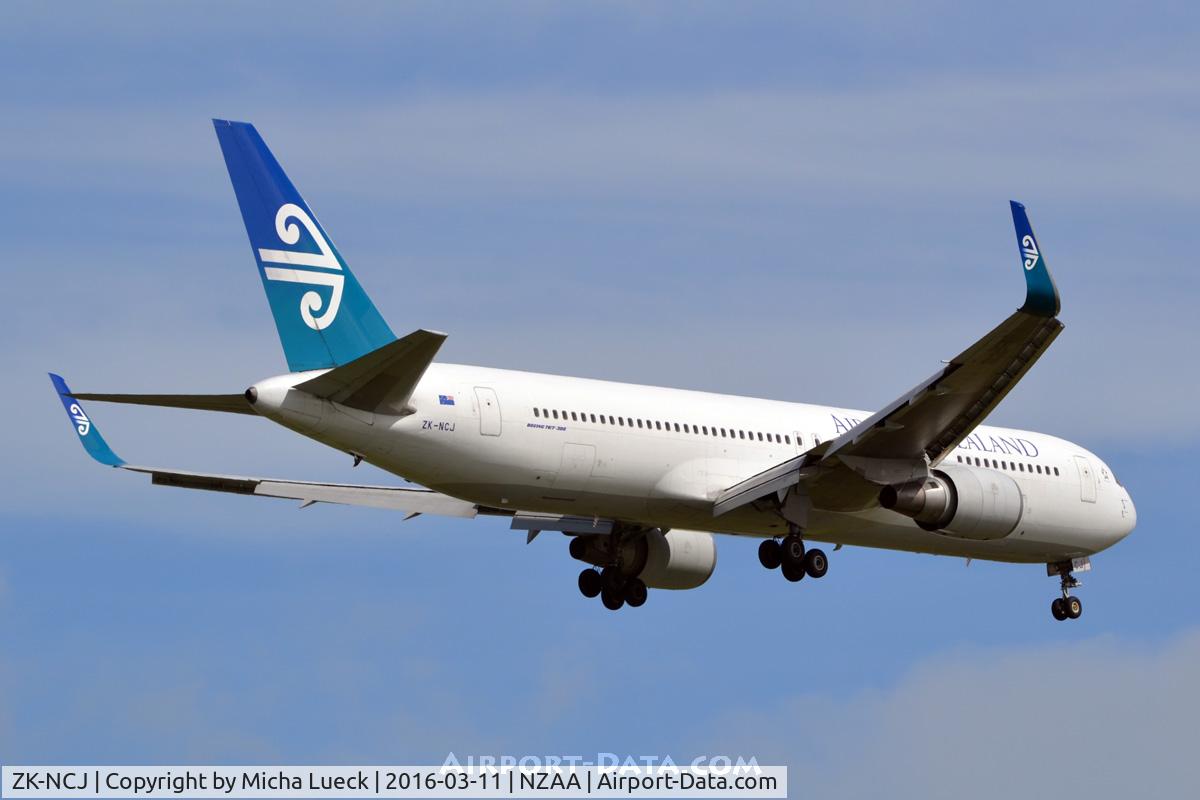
<box><xmin>257</xmin><ymin>203</ymin><xmax>344</xmax><ymax>330</ymax></box>
<box><xmin>69</xmin><ymin>403</ymin><xmax>91</xmax><ymax>436</ymax></box>
<box><xmin>1022</xmin><ymin>234</ymin><xmax>1040</xmax><ymax>271</ymax></box>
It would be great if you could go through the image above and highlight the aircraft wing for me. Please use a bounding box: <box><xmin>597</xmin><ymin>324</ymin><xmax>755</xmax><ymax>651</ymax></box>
<box><xmin>715</xmin><ymin>201</ymin><xmax>1063</xmax><ymax>516</ymax></box>
<box><xmin>67</xmin><ymin>392</ymin><xmax>255</xmax><ymax>414</ymax></box>
<box><xmin>48</xmin><ymin>373</ymin><xmax>479</xmax><ymax>518</ymax></box>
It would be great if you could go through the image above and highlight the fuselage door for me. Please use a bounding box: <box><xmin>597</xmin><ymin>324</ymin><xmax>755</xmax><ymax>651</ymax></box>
<box><xmin>474</xmin><ymin>386</ymin><xmax>502</xmax><ymax>436</ymax></box>
<box><xmin>1074</xmin><ymin>455</ymin><xmax>1097</xmax><ymax>503</ymax></box>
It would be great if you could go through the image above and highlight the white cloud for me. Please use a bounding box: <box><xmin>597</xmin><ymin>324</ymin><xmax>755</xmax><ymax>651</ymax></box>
<box><xmin>689</xmin><ymin>629</ymin><xmax>1200</xmax><ymax>799</ymax></box>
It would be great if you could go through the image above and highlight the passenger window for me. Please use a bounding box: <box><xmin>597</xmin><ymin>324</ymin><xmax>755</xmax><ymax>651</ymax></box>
<box><xmin>757</xmin><ymin>432</ymin><xmax>763</xmax><ymax>441</ymax></box>
<box><xmin>570</xmin><ymin>412</ymin><xmax>577</xmax><ymax>421</ymax></box>
<box><xmin>1036</xmin><ymin>465</ymin><xmax>1043</xmax><ymax>474</ymax></box>
<box><xmin>590</xmin><ymin>413</ymin><xmax>596</xmax><ymax>423</ymax></box>
<box><xmin>720</xmin><ymin>428</ymin><xmax>727</xmax><ymax>437</ymax></box>
<box><xmin>552</xmin><ymin>410</ymin><xmax>559</xmax><ymax>419</ymax></box>
<box><xmin>785</xmin><ymin>435</ymin><xmax>791</xmax><ymax>445</ymax></box>
<box><xmin>655</xmin><ymin>421</ymin><xmax>662</xmax><ymax>430</ymax></box>
<box><xmin>739</xmin><ymin>430</ymin><xmax>745</xmax><ymax>439</ymax></box>
<box><xmin>674</xmin><ymin>423</ymin><xmax>680</xmax><ymax>432</ymax></box>
<box><xmin>1054</xmin><ymin>467</ymin><xmax>1060</xmax><ymax>476</ymax></box>
<box><xmin>533</xmin><ymin>408</ymin><xmax>540</xmax><ymax>418</ymax></box>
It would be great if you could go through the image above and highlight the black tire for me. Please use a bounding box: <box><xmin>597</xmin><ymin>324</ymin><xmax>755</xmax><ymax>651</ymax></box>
<box><xmin>758</xmin><ymin>539</ymin><xmax>782</xmax><ymax>570</ymax></box>
<box><xmin>601</xmin><ymin>587</ymin><xmax>625</xmax><ymax>611</ymax></box>
<box><xmin>781</xmin><ymin>562</ymin><xmax>806</xmax><ymax>582</ymax></box>
<box><xmin>781</xmin><ymin>534</ymin><xmax>805</xmax><ymax>568</ymax></box>
<box><xmin>1065</xmin><ymin>595</ymin><xmax>1083</xmax><ymax>619</ymax></box>
<box><xmin>624</xmin><ymin>578</ymin><xmax>648</xmax><ymax>608</ymax></box>
<box><xmin>578</xmin><ymin>568</ymin><xmax>602</xmax><ymax>598</ymax></box>
<box><xmin>1051</xmin><ymin>598</ymin><xmax>1068</xmax><ymax>621</ymax></box>
<box><xmin>569</xmin><ymin>536</ymin><xmax>588</xmax><ymax>561</ymax></box>
<box><xmin>601</xmin><ymin>567</ymin><xmax>626</xmax><ymax>595</ymax></box>
<box><xmin>803</xmin><ymin>548</ymin><xmax>829</xmax><ymax>579</ymax></box>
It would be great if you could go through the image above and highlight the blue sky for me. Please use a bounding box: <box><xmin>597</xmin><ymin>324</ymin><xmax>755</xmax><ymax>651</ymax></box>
<box><xmin>2</xmin><ymin>2</ymin><xmax>1199</xmax><ymax>796</ymax></box>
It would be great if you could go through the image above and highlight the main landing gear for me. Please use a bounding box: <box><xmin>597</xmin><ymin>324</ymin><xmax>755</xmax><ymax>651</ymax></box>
<box><xmin>572</xmin><ymin>526</ymin><xmax>650</xmax><ymax>612</ymax></box>
<box><xmin>577</xmin><ymin>567</ymin><xmax>647</xmax><ymax>611</ymax></box>
<box><xmin>758</xmin><ymin>529</ymin><xmax>829</xmax><ymax>584</ymax></box>
<box><xmin>1050</xmin><ymin>564</ymin><xmax>1083</xmax><ymax>621</ymax></box>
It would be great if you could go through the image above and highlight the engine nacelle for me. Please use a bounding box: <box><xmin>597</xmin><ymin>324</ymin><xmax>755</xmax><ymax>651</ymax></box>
<box><xmin>879</xmin><ymin>464</ymin><xmax>1024</xmax><ymax>540</ymax></box>
<box><xmin>569</xmin><ymin>529</ymin><xmax>717</xmax><ymax>590</ymax></box>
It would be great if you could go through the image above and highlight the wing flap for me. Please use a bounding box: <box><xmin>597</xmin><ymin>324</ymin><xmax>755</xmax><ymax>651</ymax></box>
<box><xmin>132</xmin><ymin>466</ymin><xmax>479</xmax><ymax>516</ymax></box>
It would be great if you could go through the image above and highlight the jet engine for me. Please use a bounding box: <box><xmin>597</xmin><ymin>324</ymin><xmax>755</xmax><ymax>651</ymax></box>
<box><xmin>569</xmin><ymin>528</ymin><xmax>717</xmax><ymax>589</ymax></box>
<box><xmin>878</xmin><ymin>463</ymin><xmax>1024</xmax><ymax>540</ymax></box>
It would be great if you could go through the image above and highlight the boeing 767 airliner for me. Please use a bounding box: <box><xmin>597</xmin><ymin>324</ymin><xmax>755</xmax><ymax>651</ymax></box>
<box><xmin>51</xmin><ymin>120</ymin><xmax>1136</xmax><ymax>619</ymax></box>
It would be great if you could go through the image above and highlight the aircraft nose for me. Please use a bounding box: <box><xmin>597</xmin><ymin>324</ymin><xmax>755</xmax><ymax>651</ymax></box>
<box><xmin>1122</xmin><ymin>488</ymin><xmax>1137</xmax><ymax>536</ymax></box>
<box><xmin>1105</xmin><ymin>486</ymin><xmax>1137</xmax><ymax>547</ymax></box>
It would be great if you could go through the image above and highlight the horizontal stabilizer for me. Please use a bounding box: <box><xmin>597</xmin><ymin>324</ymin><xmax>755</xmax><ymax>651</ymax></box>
<box><xmin>69</xmin><ymin>392</ymin><xmax>254</xmax><ymax>415</ymax></box>
<box><xmin>294</xmin><ymin>328</ymin><xmax>447</xmax><ymax>415</ymax></box>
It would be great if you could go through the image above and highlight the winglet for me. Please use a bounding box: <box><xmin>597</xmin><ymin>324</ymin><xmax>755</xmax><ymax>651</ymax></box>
<box><xmin>1010</xmin><ymin>201</ymin><xmax>1060</xmax><ymax>317</ymax></box>
<box><xmin>48</xmin><ymin>373</ymin><xmax>125</xmax><ymax>467</ymax></box>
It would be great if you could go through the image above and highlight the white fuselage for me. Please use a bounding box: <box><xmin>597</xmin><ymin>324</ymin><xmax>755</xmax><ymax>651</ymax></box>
<box><xmin>250</xmin><ymin>362</ymin><xmax>1136</xmax><ymax>565</ymax></box>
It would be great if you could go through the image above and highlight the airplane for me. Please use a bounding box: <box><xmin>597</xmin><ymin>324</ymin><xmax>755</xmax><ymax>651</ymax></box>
<box><xmin>50</xmin><ymin>119</ymin><xmax>1136</xmax><ymax>620</ymax></box>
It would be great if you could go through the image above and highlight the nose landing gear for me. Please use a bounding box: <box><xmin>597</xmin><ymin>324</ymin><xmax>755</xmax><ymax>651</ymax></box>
<box><xmin>758</xmin><ymin>528</ymin><xmax>829</xmax><ymax>585</ymax></box>
<box><xmin>1049</xmin><ymin>562</ymin><xmax>1084</xmax><ymax>621</ymax></box>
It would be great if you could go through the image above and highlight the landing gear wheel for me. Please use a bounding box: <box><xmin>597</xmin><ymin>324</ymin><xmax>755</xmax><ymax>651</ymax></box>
<box><xmin>624</xmin><ymin>578</ymin><xmax>648</xmax><ymax>608</ymax></box>
<box><xmin>600</xmin><ymin>587</ymin><xmax>625</xmax><ymax>611</ymax></box>
<box><xmin>781</xmin><ymin>562</ymin><xmax>806</xmax><ymax>582</ymax></box>
<box><xmin>758</xmin><ymin>539</ymin><xmax>782</xmax><ymax>570</ymax></box>
<box><xmin>781</xmin><ymin>534</ymin><xmax>806</xmax><ymax>569</ymax></box>
<box><xmin>803</xmin><ymin>548</ymin><xmax>829</xmax><ymax>579</ymax></box>
<box><xmin>578</xmin><ymin>569</ymin><xmax>602</xmax><ymax>599</ymax></box>
<box><xmin>1050</xmin><ymin>598</ymin><xmax>1068</xmax><ymax>621</ymax></box>
<box><xmin>1065</xmin><ymin>595</ymin><xmax>1083</xmax><ymax>619</ymax></box>
<box><xmin>601</xmin><ymin>567</ymin><xmax>626</xmax><ymax>596</ymax></box>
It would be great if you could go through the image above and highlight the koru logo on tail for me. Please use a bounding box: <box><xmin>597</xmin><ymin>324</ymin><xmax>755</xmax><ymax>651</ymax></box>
<box><xmin>1022</xmin><ymin>235</ymin><xmax>1040</xmax><ymax>271</ymax></box>
<box><xmin>258</xmin><ymin>204</ymin><xmax>344</xmax><ymax>330</ymax></box>
<box><xmin>69</xmin><ymin>403</ymin><xmax>91</xmax><ymax>436</ymax></box>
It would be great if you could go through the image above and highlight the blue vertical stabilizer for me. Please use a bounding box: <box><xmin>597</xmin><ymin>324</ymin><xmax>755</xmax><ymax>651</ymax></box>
<box><xmin>213</xmin><ymin>120</ymin><xmax>395</xmax><ymax>371</ymax></box>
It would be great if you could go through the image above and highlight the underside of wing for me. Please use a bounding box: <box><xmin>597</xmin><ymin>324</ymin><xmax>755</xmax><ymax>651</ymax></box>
<box><xmin>127</xmin><ymin>466</ymin><xmax>479</xmax><ymax>517</ymax></box>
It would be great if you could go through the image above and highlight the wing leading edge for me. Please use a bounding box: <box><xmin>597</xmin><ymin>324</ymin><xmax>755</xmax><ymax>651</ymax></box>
<box><xmin>715</xmin><ymin>201</ymin><xmax>1064</xmax><ymax>517</ymax></box>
